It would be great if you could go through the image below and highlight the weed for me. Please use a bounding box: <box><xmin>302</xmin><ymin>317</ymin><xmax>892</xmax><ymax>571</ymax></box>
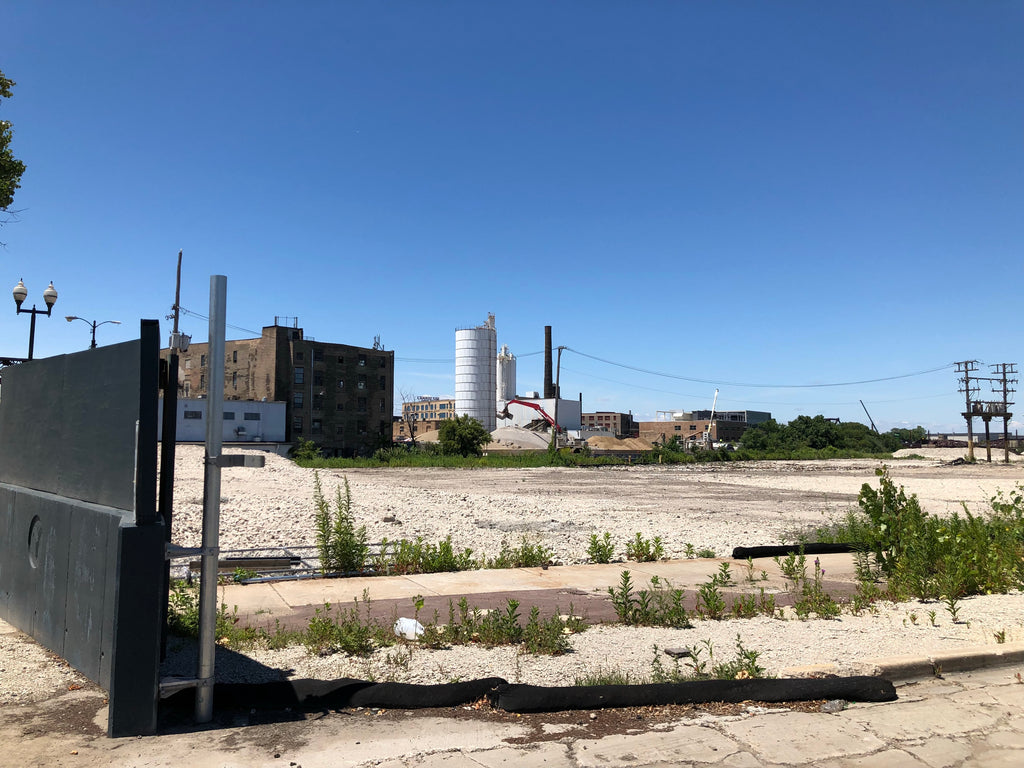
<box><xmin>743</xmin><ymin>557</ymin><xmax>768</xmax><ymax>583</ymax></box>
<box><xmin>774</xmin><ymin>550</ymin><xmax>807</xmax><ymax>584</ymax></box>
<box><xmin>695</xmin><ymin>580</ymin><xmax>726</xmax><ymax>620</ymax></box>
<box><xmin>625</xmin><ymin>533</ymin><xmax>664</xmax><ymax>562</ymax></box>
<box><xmin>928</xmin><ymin>610</ymin><xmax>938</xmax><ymax>627</ymax></box>
<box><xmin>303</xmin><ymin>596</ymin><xmax>391</xmax><ymax>656</ymax></box>
<box><xmin>587</xmin><ymin>532</ymin><xmax>616</xmax><ymax>564</ymax></box>
<box><xmin>942</xmin><ymin>592</ymin><xmax>964</xmax><ymax>624</ymax></box>
<box><xmin>485</xmin><ymin>536</ymin><xmax>552</xmax><ymax>568</ymax></box>
<box><xmin>994</xmin><ymin>629</ymin><xmax>1007</xmax><ymax>644</ymax></box>
<box><xmin>607</xmin><ymin>571</ymin><xmax>691</xmax><ymax>628</ymax></box>
<box><xmin>313</xmin><ymin>472</ymin><xmax>368</xmax><ymax>575</ymax></box>
<box><xmin>711</xmin><ymin>562</ymin><xmax>734</xmax><ymax>587</ymax></box>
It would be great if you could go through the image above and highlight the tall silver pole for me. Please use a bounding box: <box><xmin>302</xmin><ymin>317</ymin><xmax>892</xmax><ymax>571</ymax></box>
<box><xmin>196</xmin><ymin>275</ymin><xmax>227</xmax><ymax>723</ymax></box>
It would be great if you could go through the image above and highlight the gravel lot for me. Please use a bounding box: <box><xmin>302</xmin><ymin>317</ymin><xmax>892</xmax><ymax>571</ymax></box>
<box><xmin>4</xmin><ymin>446</ymin><xmax>1023</xmax><ymax>699</ymax></box>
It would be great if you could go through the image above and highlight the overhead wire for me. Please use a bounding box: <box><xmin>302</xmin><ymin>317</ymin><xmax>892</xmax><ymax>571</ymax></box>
<box><xmin>563</xmin><ymin>347</ymin><xmax>955</xmax><ymax>389</ymax></box>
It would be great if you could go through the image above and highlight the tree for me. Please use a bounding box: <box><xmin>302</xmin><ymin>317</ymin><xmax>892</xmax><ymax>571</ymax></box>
<box><xmin>438</xmin><ymin>414</ymin><xmax>491</xmax><ymax>457</ymax></box>
<box><xmin>1</xmin><ymin>70</ymin><xmax>27</xmax><ymax>218</ymax></box>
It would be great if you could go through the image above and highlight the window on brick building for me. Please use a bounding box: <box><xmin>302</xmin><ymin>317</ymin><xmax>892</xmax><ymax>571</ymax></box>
<box><xmin>295</xmin><ymin>367</ymin><xmax>304</xmax><ymax>385</ymax></box>
<box><xmin>311</xmin><ymin>419</ymin><xmax>322</xmax><ymax>435</ymax></box>
<box><xmin>358</xmin><ymin>374</ymin><xmax>366</xmax><ymax>389</ymax></box>
<box><xmin>294</xmin><ymin>392</ymin><xmax>304</xmax><ymax>408</ymax></box>
<box><xmin>293</xmin><ymin>416</ymin><xmax>303</xmax><ymax>432</ymax></box>
<box><xmin>358</xmin><ymin>354</ymin><xmax>366</xmax><ymax>366</ymax></box>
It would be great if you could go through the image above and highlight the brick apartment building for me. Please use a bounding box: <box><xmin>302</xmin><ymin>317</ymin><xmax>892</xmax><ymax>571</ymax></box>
<box><xmin>581</xmin><ymin>411</ymin><xmax>638</xmax><ymax>437</ymax></box>
<box><xmin>162</xmin><ymin>320</ymin><xmax>394</xmax><ymax>457</ymax></box>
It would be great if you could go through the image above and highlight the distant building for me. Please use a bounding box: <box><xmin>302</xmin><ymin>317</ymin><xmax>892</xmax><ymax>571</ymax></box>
<box><xmin>394</xmin><ymin>396</ymin><xmax>456</xmax><ymax>441</ymax></box>
<box><xmin>638</xmin><ymin>409</ymin><xmax>771</xmax><ymax>445</ymax></box>
<box><xmin>157</xmin><ymin>397</ymin><xmax>286</xmax><ymax>443</ymax></box>
<box><xmin>580</xmin><ymin>411</ymin><xmax>638</xmax><ymax>438</ymax></box>
<box><xmin>161</xmin><ymin>319</ymin><xmax>393</xmax><ymax>457</ymax></box>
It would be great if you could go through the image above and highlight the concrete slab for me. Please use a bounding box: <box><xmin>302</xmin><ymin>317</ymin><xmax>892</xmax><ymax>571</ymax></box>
<box><xmin>717</xmin><ymin>711</ymin><xmax>886</xmax><ymax>765</ymax></box>
<box><xmin>572</xmin><ymin>723</ymin><xmax>744</xmax><ymax>766</ymax></box>
<box><xmin>844</xmin><ymin>698</ymin><xmax>1002</xmax><ymax>740</ymax></box>
<box><xmin>903</xmin><ymin>738</ymin><xmax>974</xmax><ymax>768</ymax></box>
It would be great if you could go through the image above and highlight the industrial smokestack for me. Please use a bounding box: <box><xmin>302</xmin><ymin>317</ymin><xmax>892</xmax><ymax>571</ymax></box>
<box><xmin>544</xmin><ymin>326</ymin><xmax>554</xmax><ymax>399</ymax></box>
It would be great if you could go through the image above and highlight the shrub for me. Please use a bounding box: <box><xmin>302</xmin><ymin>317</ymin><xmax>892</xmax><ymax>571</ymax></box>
<box><xmin>587</xmin><ymin>532</ymin><xmax>616</xmax><ymax>564</ymax></box>
<box><xmin>625</xmin><ymin>533</ymin><xmax>664</xmax><ymax>562</ymax></box>
<box><xmin>485</xmin><ymin>536</ymin><xmax>552</xmax><ymax>568</ymax></box>
<box><xmin>608</xmin><ymin>571</ymin><xmax>691</xmax><ymax>628</ymax></box>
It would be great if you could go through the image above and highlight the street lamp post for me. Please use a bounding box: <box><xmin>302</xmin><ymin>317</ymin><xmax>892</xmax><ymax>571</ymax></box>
<box><xmin>12</xmin><ymin>279</ymin><xmax>58</xmax><ymax>360</ymax></box>
<box><xmin>65</xmin><ymin>315</ymin><xmax>122</xmax><ymax>349</ymax></box>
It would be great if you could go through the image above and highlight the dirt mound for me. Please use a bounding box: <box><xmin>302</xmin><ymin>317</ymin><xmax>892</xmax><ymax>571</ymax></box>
<box><xmin>488</xmin><ymin>426</ymin><xmax>551</xmax><ymax>450</ymax></box>
<box><xmin>586</xmin><ymin>436</ymin><xmax>655</xmax><ymax>451</ymax></box>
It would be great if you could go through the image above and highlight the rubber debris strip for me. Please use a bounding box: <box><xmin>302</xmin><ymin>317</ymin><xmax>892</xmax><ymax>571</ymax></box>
<box><xmin>164</xmin><ymin>675</ymin><xmax>896</xmax><ymax>713</ymax></box>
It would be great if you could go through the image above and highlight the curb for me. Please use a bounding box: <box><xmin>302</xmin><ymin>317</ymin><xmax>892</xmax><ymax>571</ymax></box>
<box><xmin>859</xmin><ymin>642</ymin><xmax>1024</xmax><ymax>681</ymax></box>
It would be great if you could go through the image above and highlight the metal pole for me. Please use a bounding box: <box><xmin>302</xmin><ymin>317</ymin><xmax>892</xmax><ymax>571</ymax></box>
<box><xmin>159</xmin><ymin>250</ymin><xmax>183</xmax><ymax>660</ymax></box>
<box><xmin>27</xmin><ymin>308</ymin><xmax>36</xmax><ymax>360</ymax></box>
<box><xmin>90</xmin><ymin>321</ymin><xmax>97</xmax><ymax>349</ymax></box>
<box><xmin>196</xmin><ymin>275</ymin><xmax>227</xmax><ymax>723</ymax></box>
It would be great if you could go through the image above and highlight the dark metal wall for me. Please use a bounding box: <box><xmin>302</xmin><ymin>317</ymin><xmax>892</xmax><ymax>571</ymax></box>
<box><xmin>0</xmin><ymin>320</ymin><xmax>163</xmax><ymax>736</ymax></box>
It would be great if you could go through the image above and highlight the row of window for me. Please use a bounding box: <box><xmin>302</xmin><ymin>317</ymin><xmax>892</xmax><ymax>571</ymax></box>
<box><xmin>294</xmin><ymin>350</ymin><xmax>386</xmax><ymax>367</ymax></box>
<box><xmin>293</xmin><ymin>393</ymin><xmax>386</xmax><ymax>413</ymax></box>
<box><xmin>183</xmin><ymin>411</ymin><xmax>262</xmax><ymax>421</ymax></box>
<box><xmin>294</xmin><ymin>368</ymin><xmax>386</xmax><ymax>390</ymax></box>
<box><xmin>293</xmin><ymin>418</ymin><xmax>386</xmax><ymax>436</ymax></box>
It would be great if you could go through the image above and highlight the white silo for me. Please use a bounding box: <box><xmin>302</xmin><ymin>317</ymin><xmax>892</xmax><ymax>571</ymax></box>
<box><xmin>496</xmin><ymin>344</ymin><xmax>516</xmax><ymax>404</ymax></box>
<box><xmin>455</xmin><ymin>314</ymin><xmax>497</xmax><ymax>431</ymax></box>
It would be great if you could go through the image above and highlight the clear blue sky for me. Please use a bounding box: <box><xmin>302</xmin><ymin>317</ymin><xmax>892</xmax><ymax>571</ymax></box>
<box><xmin>3</xmin><ymin>2</ymin><xmax>1021</xmax><ymax>433</ymax></box>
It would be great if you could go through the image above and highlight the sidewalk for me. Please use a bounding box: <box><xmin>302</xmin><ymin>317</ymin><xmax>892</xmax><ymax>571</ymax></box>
<box><xmin>219</xmin><ymin>552</ymin><xmax>863</xmax><ymax>627</ymax></box>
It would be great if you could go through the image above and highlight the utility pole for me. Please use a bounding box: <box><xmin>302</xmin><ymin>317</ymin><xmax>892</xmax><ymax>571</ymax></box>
<box><xmin>989</xmin><ymin>363</ymin><xmax>1017</xmax><ymax>464</ymax></box>
<box><xmin>956</xmin><ymin>361</ymin><xmax>979</xmax><ymax>462</ymax></box>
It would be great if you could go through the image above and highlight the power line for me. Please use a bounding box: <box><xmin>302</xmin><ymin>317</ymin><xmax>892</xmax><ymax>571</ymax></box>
<box><xmin>178</xmin><ymin>306</ymin><xmax>263</xmax><ymax>337</ymax></box>
<box><xmin>564</xmin><ymin>348</ymin><xmax>955</xmax><ymax>389</ymax></box>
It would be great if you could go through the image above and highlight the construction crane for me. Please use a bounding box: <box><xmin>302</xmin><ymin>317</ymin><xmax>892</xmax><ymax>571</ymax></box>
<box><xmin>860</xmin><ymin>400</ymin><xmax>879</xmax><ymax>434</ymax></box>
<box><xmin>497</xmin><ymin>399</ymin><xmax>561</xmax><ymax>432</ymax></box>
<box><xmin>703</xmin><ymin>388</ymin><xmax>719</xmax><ymax>447</ymax></box>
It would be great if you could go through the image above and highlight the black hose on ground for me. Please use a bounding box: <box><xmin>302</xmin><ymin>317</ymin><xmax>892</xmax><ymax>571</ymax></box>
<box><xmin>489</xmin><ymin>676</ymin><xmax>897</xmax><ymax>713</ymax></box>
<box><xmin>164</xmin><ymin>675</ymin><xmax>896</xmax><ymax>714</ymax></box>
<box><xmin>732</xmin><ymin>543</ymin><xmax>866</xmax><ymax>559</ymax></box>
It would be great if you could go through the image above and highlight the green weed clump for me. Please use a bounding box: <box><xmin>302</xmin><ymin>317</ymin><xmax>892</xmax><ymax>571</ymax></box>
<box><xmin>625</xmin><ymin>533</ymin><xmax>665</xmax><ymax>562</ymax></box>
<box><xmin>575</xmin><ymin>636</ymin><xmax>768</xmax><ymax>685</ymax></box>
<box><xmin>419</xmin><ymin>597</ymin><xmax>584</xmax><ymax>655</ymax></box>
<box><xmin>484</xmin><ymin>536</ymin><xmax>553</xmax><ymax>568</ymax></box>
<box><xmin>857</xmin><ymin>469</ymin><xmax>1024</xmax><ymax>600</ymax></box>
<box><xmin>608</xmin><ymin>571</ymin><xmax>692</xmax><ymax>628</ymax></box>
<box><xmin>304</xmin><ymin>596</ymin><xmax>393</xmax><ymax>656</ymax></box>
<box><xmin>588</xmin><ymin>532</ymin><xmax>616</xmax><ymax>564</ymax></box>
<box><xmin>374</xmin><ymin>536</ymin><xmax>477</xmax><ymax>575</ymax></box>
